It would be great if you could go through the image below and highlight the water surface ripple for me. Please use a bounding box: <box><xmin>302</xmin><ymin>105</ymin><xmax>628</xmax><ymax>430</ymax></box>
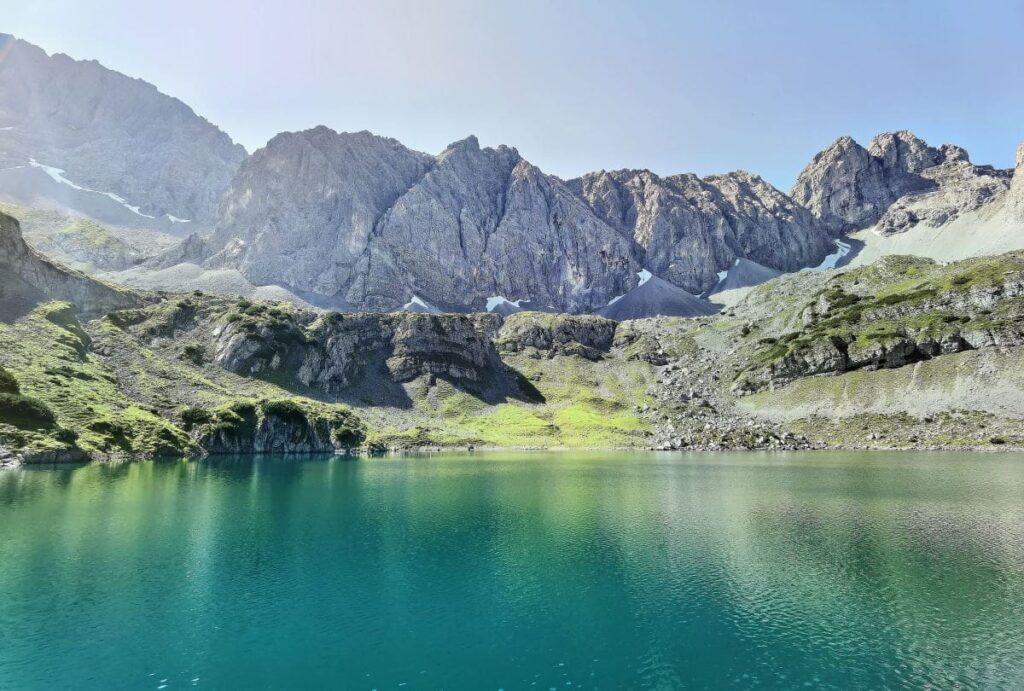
<box><xmin>2</xmin><ymin>451</ymin><xmax>1024</xmax><ymax>689</ymax></box>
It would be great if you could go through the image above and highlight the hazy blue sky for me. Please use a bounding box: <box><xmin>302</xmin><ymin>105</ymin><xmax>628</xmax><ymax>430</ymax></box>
<box><xmin>4</xmin><ymin>0</ymin><xmax>1022</xmax><ymax>188</ymax></box>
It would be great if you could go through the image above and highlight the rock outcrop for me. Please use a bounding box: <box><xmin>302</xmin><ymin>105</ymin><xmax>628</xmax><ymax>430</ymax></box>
<box><xmin>791</xmin><ymin>131</ymin><xmax>1012</xmax><ymax>235</ymax></box>
<box><xmin>194</xmin><ymin>401</ymin><xmax>364</xmax><ymax>455</ymax></box>
<box><xmin>210</xmin><ymin>308</ymin><xmax>516</xmax><ymax>399</ymax></box>
<box><xmin>0</xmin><ymin>212</ymin><xmax>139</xmax><ymax>319</ymax></box>
<box><xmin>732</xmin><ymin>253</ymin><xmax>1024</xmax><ymax>393</ymax></box>
<box><xmin>496</xmin><ymin>312</ymin><xmax>617</xmax><ymax>360</ymax></box>
<box><xmin>0</xmin><ymin>34</ymin><xmax>246</xmax><ymax>227</ymax></box>
<box><xmin>384</xmin><ymin>311</ymin><xmax>504</xmax><ymax>384</ymax></box>
<box><xmin>569</xmin><ymin>169</ymin><xmax>831</xmax><ymax>294</ymax></box>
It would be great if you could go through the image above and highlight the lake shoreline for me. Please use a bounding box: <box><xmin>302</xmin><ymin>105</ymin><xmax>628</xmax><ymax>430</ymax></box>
<box><xmin>4</xmin><ymin>439</ymin><xmax>1022</xmax><ymax>469</ymax></box>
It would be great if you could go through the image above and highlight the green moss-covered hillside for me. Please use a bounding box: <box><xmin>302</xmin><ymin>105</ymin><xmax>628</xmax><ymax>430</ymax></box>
<box><xmin>3</xmin><ymin>248</ymin><xmax>1024</xmax><ymax>463</ymax></box>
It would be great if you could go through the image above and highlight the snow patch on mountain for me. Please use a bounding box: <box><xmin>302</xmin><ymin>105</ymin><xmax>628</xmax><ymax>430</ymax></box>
<box><xmin>26</xmin><ymin>158</ymin><xmax>200</xmax><ymax>225</ymax></box>
<box><xmin>607</xmin><ymin>269</ymin><xmax>655</xmax><ymax>307</ymax></box>
<box><xmin>486</xmin><ymin>296</ymin><xmax>524</xmax><ymax>312</ymax></box>
<box><xmin>717</xmin><ymin>260</ymin><xmax>740</xmax><ymax>284</ymax></box>
<box><xmin>804</xmin><ymin>239</ymin><xmax>852</xmax><ymax>272</ymax></box>
<box><xmin>29</xmin><ymin>158</ymin><xmax>157</xmax><ymax>219</ymax></box>
<box><xmin>402</xmin><ymin>295</ymin><xmax>442</xmax><ymax>314</ymax></box>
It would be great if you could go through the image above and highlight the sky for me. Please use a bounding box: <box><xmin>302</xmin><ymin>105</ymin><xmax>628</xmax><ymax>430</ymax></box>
<box><xmin>3</xmin><ymin>0</ymin><xmax>1022</xmax><ymax>189</ymax></box>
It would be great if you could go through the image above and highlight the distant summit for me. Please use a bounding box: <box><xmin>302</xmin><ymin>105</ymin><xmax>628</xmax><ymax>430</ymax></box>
<box><xmin>792</xmin><ymin>130</ymin><xmax>1013</xmax><ymax>236</ymax></box>
<box><xmin>0</xmin><ymin>35</ymin><xmax>246</xmax><ymax>231</ymax></box>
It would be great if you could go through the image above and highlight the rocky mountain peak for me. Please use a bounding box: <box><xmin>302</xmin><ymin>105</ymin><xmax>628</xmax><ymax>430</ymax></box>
<box><xmin>867</xmin><ymin>130</ymin><xmax>944</xmax><ymax>174</ymax></box>
<box><xmin>200</xmin><ymin>126</ymin><xmax>641</xmax><ymax>312</ymax></box>
<box><xmin>790</xmin><ymin>136</ymin><xmax>882</xmax><ymax>234</ymax></box>
<box><xmin>205</xmin><ymin>125</ymin><xmax>435</xmax><ymax>298</ymax></box>
<box><xmin>444</xmin><ymin>134</ymin><xmax>481</xmax><ymax>152</ymax></box>
<box><xmin>811</xmin><ymin>135</ymin><xmax>869</xmax><ymax>166</ymax></box>
<box><xmin>939</xmin><ymin>144</ymin><xmax>970</xmax><ymax>163</ymax></box>
<box><xmin>351</xmin><ymin>143</ymin><xmax>642</xmax><ymax>311</ymax></box>
<box><xmin>300</xmin><ymin>124</ymin><xmax>344</xmax><ymax>141</ymax></box>
<box><xmin>0</xmin><ymin>35</ymin><xmax>246</xmax><ymax>228</ymax></box>
<box><xmin>573</xmin><ymin>165</ymin><xmax>831</xmax><ymax>294</ymax></box>
<box><xmin>706</xmin><ymin>170</ymin><xmax>772</xmax><ymax>191</ymax></box>
<box><xmin>0</xmin><ymin>35</ymin><xmax>246</xmax><ymax>227</ymax></box>
<box><xmin>437</xmin><ymin>135</ymin><xmax>521</xmax><ymax>168</ymax></box>
<box><xmin>791</xmin><ymin>130</ymin><xmax>1010</xmax><ymax>236</ymax></box>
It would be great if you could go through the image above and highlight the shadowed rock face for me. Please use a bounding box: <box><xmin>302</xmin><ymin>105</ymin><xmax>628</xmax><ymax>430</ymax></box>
<box><xmin>190</xmin><ymin>400</ymin><xmax>365</xmax><ymax>455</ymax></box>
<box><xmin>0</xmin><ymin>212</ymin><xmax>138</xmax><ymax>319</ymax></box>
<box><xmin>385</xmin><ymin>312</ymin><xmax>505</xmax><ymax>384</ymax></box>
<box><xmin>791</xmin><ymin>131</ymin><xmax>1012</xmax><ymax>235</ymax></box>
<box><xmin>197</xmin><ymin>407</ymin><xmax>334</xmax><ymax>455</ymax></box>
<box><xmin>0</xmin><ymin>35</ymin><xmax>246</xmax><ymax>226</ymax></box>
<box><xmin>212</xmin><ymin>309</ymin><xmax>515</xmax><ymax>399</ymax></box>
<box><xmin>570</xmin><ymin>169</ymin><xmax>831</xmax><ymax>294</ymax></box>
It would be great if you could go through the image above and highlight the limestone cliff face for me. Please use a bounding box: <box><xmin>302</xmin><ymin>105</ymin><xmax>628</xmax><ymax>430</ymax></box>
<box><xmin>1007</xmin><ymin>143</ymin><xmax>1024</xmax><ymax>221</ymax></box>
<box><xmin>569</xmin><ymin>169</ymin><xmax>831</xmax><ymax>294</ymax></box>
<box><xmin>873</xmin><ymin>142</ymin><xmax>1011</xmax><ymax>234</ymax></box>
<box><xmin>201</xmin><ymin>127</ymin><xmax>840</xmax><ymax>310</ymax></box>
<box><xmin>205</xmin><ymin>128</ymin><xmax>435</xmax><ymax>298</ymax></box>
<box><xmin>789</xmin><ymin>136</ymin><xmax>888</xmax><ymax>234</ymax></box>
<box><xmin>357</xmin><ymin>137</ymin><xmax>641</xmax><ymax>311</ymax></box>
<box><xmin>791</xmin><ymin>131</ymin><xmax>1012</xmax><ymax>235</ymax></box>
<box><xmin>0</xmin><ymin>212</ymin><xmax>138</xmax><ymax>318</ymax></box>
<box><xmin>0</xmin><ymin>35</ymin><xmax>246</xmax><ymax>226</ymax></box>
<box><xmin>205</xmin><ymin>129</ymin><xmax>642</xmax><ymax>312</ymax></box>
<box><xmin>384</xmin><ymin>311</ymin><xmax>505</xmax><ymax>384</ymax></box>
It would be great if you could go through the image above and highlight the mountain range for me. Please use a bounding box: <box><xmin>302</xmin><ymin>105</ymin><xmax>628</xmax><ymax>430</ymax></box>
<box><xmin>2</xmin><ymin>35</ymin><xmax>1024</xmax><ymax>463</ymax></box>
<box><xmin>1</xmin><ymin>34</ymin><xmax>1021</xmax><ymax>318</ymax></box>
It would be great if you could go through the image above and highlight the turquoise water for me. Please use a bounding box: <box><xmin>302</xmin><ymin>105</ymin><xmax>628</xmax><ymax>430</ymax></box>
<box><xmin>2</xmin><ymin>452</ymin><xmax>1024</xmax><ymax>689</ymax></box>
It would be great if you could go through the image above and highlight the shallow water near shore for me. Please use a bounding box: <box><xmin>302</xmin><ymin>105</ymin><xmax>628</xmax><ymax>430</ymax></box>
<box><xmin>2</xmin><ymin>451</ymin><xmax>1024</xmax><ymax>689</ymax></box>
